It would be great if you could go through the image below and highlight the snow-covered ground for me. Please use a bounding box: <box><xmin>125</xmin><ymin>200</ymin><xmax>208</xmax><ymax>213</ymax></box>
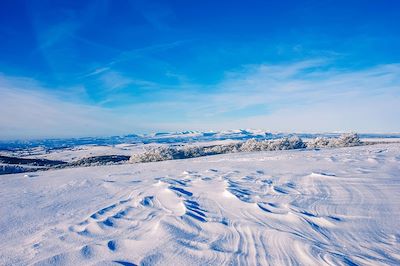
<box><xmin>1</xmin><ymin>143</ymin><xmax>399</xmax><ymax>265</ymax></box>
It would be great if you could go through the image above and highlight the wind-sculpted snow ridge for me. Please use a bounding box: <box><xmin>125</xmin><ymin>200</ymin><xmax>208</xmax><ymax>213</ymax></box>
<box><xmin>130</xmin><ymin>133</ymin><xmax>362</xmax><ymax>163</ymax></box>
<box><xmin>1</xmin><ymin>143</ymin><xmax>399</xmax><ymax>265</ymax></box>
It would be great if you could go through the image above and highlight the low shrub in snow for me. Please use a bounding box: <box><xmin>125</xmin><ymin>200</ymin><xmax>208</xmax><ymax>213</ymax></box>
<box><xmin>203</xmin><ymin>143</ymin><xmax>241</xmax><ymax>155</ymax></box>
<box><xmin>129</xmin><ymin>145</ymin><xmax>209</xmax><ymax>163</ymax></box>
<box><xmin>129</xmin><ymin>146</ymin><xmax>177</xmax><ymax>163</ymax></box>
<box><xmin>239</xmin><ymin>136</ymin><xmax>306</xmax><ymax>152</ymax></box>
<box><xmin>129</xmin><ymin>133</ymin><xmax>362</xmax><ymax>163</ymax></box>
<box><xmin>271</xmin><ymin>136</ymin><xmax>306</xmax><ymax>150</ymax></box>
<box><xmin>306</xmin><ymin>137</ymin><xmax>331</xmax><ymax>148</ymax></box>
<box><xmin>240</xmin><ymin>138</ymin><xmax>262</xmax><ymax>152</ymax></box>
<box><xmin>333</xmin><ymin>133</ymin><xmax>362</xmax><ymax>147</ymax></box>
<box><xmin>306</xmin><ymin>133</ymin><xmax>362</xmax><ymax>148</ymax></box>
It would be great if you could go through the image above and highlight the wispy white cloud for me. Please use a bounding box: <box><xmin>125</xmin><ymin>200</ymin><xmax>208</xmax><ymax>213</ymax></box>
<box><xmin>99</xmin><ymin>71</ymin><xmax>135</xmax><ymax>91</ymax></box>
<box><xmin>0</xmin><ymin>74</ymin><xmax>125</xmax><ymax>139</ymax></box>
<box><xmin>84</xmin><ymin>67</ymin><xmax>111</xmax><ymax>77</ymax></box>
<box><xmin>1</xmin><ymin>60</ymin><xmax>399</xmax><ymax>139</ymax></box>
<box><xmin>81</xmin><ymin>39</ymin><xmax>192</xmax><ymax>79</ymax></box>
<box><xmin>114</xmin><ymin>60</ymin><xmax>400</xmax><ymax>132</ymax></box>
<box><xmin>130</xmin><ymin>60</ymin><xmax>399</xmax><ymax>123</ymax></box>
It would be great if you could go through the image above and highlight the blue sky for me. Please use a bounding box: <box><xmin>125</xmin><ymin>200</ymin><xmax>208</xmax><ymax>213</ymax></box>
<box><xmin>1</xmin><ymin>0</ymin><xmax>400</xmax><ymax>139</ymax></box>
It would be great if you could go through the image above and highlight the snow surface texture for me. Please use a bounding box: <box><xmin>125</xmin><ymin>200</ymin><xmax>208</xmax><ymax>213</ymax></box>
<box><xmin>1</xmin><ymin>143</ymin><xmax>399</xmax><ymax>265</ymax></box>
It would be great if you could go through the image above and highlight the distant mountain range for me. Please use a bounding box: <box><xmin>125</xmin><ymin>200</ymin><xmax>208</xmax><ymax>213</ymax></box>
<box><xmin>1</xmin><ymin>130</ymin><xmax>400</xmax><ymax>151</ymax></box>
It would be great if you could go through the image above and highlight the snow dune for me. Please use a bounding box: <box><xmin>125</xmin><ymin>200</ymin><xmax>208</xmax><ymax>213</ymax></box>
<box><xmin>1</xmin><ymin>144</ymin><xmax>399</xmax><ymax>265</ymax></box>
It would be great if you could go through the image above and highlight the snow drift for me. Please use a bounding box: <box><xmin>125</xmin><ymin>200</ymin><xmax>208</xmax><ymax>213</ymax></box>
<box><xmin>1</xmin><ymin>142</ymin><xmax>399</xmax><ymax>265</ymax></box>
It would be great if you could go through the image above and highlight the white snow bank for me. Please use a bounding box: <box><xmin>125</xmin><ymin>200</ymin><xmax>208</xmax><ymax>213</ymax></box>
<box><xmin>0</xmin><ymin>143</ymin><xmax>399</xmax><ymax>265</ymax></box>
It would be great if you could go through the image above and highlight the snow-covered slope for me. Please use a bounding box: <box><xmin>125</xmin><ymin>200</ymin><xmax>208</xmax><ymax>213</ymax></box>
<box><xmin>1</xmin><ymin>144</ymin><xmax>400</xmax><ymax>265</ymax></box>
